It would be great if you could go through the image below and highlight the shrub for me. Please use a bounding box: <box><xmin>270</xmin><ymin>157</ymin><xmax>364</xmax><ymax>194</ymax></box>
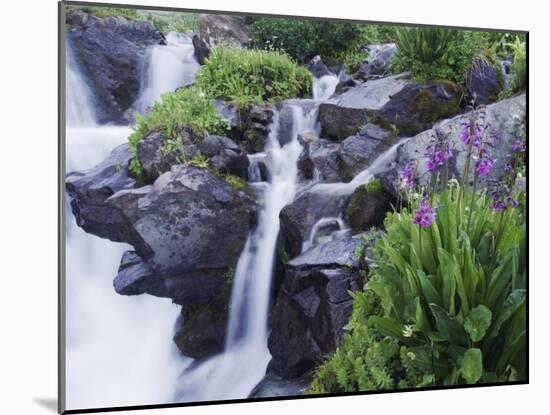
<box><xmin>194</xmin><ymin>46</ymin><xmax>312</xmax><ymax>106</ymax></box>
<box><xmin>69</xmin><ymin>6</ymin><xmax>139</xmax><ymax>19</ymax></box>
<box><xmin>509</xmin><ymin>36</ymin><xmax>527</xmax><ymax>92</ymax></box>
<box><xmin>128</xmin><ymin>87</ymin><xmax>229</xmax><ymax>176</ymax></box>
<box><xmin>140</xmin><ymin>11</ymin><xmax>199</xmax><ymax>33</ymax></box>
<box><xmin>393</xmin><ymin>28</ymin><xmax>492</xmax><ymax>83</ymax></box>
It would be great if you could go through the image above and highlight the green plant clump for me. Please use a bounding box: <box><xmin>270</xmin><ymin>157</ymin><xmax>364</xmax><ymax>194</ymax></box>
<box><xmin>393</xmin><ymin>28</ymin><xmax>493</xmax><ymax>83</ymax></box>
<box><xmin>71</xmin><ymin>6</ymin><xmax>139</xmax><ymax>19</ymax></box>
<box><xmin>140</xmin><ymin>11</ymin><xmax>199</xmax><ymax>33</ymax></box>
<box><xmin>128</xmin><ymin>87</ymin><xmax>228</xmax><ymax>176</ymax></box>
<box><xmin>509</xmin><ymin>36</ymin><xmax>527</xmax><ymax>92</ymax></box>
<box><xmin>194</xmin><ymin>46</ymin><xmax>312</xmax><ymax>107</ymax></box>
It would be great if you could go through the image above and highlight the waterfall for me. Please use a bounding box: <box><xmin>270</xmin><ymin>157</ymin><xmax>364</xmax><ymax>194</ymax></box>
<box><xmin>134</xmin><ymin>32</ymin><xmax>200</xmax><ymax>114</ymax></box>
<box><xmin>312</xmin><ymin>74</ymin><xmax>339</xmax><ymax>101</ymax></box>
<box><xmin>301</xmin><ymin>216</ymin><xmax>348</xmax><ymax>253</ymax></box>
<box><xmin>176</xmin><ymin>103</ymin><xmax>315</xmax><ymax>402</ymax></box>
<box><xmin>64</xmin><ymin>39</ymin><xmax>189</xmax><ymax>410</ymax></box>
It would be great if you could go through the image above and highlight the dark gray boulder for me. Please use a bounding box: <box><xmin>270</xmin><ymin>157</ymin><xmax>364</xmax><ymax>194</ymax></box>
<box><xmin>298</xmin><ymin>137</ymin><xmax>342</xmax><ymax>182</ymax></box>
<box><xmin>343</xmin><ymin>180</ymin><xmax>393</xmax><ymax>234</ymax></box>
<box><xmin>279</xmin><ymin>191</ymin><xmax>345</xmax><ymax>258</ymax></box>
<box><xmin>268</xmin><ymin>234</ymin><xmax>366</xmax><ymax>378</ymax></box>
<box><xmin>198</xmin><ymin>14</ymin><xmax>251</xmax><ymax>48</ymax></box>
<box><xmin>192</xmin><ymin>34</ymin><xmax>210</xmax><ymax>64</ymax></box>
<box><xmin>354</xmin><ymin>43</ymin><xmax>397</xmax><ymax>80</ymax></box>
<box><xmin>338</xmin><ymin>123</ymin><xmax>395</xmax><ymax>181</ymax></box>
<box><xmin>66</xmin><ymin>12</ymin><xmax>165</xmax><ymax>123</ymax></box>
<box><xmin>66</xmin><ymin>143</ymin><xmax>137</xmax><ymax>243</ymax></box>
<box><xmin>308</xmin><ymin>55</ymin><xmax>333</xmax><ymax>78</ymax></box>
<box><xmin>465</xmin><ymin>57</ymin><xmax>504</xmax><ymax>106</ymax></box>
<box><xmin>198</xmin><ymin>135</ymin><xmax>249</xmax><ymax>177</ymax></box>
<box><xmin>107</xmin><ymin>165</ymin><xmax>256</xmax><ymax>275</ymax></box>
<box><xmin>319</xmin><ymin>73</ymin><xmax>463</xmax><ymax>140</ymax></box>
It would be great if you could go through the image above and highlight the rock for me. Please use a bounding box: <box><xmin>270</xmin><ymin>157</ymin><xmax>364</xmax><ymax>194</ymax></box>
<box><xmin>192</xmin><ymin>34</ymin><xmax>210</xmax><ymax>64</ymax></box>
<box><xmin>338</xmin><ymin>123</ymin><xmax>395</xmax><ymax>181</ymax></box>
<box><xmin>465</xmin><ymin>57</ymin><xmax>504</xmax><ymax>106</ymax></box>
<box><xmin>319</xmin><ymin>73</ymin><xmax>463</xmax><ymax>140</ymax></box>
<box><xmin>107</xmin><ymin>165</ymin><xmax>257</xmax><ymax>275</ymax></box>
<box><xmin>66</xmin><ymin>143</ymin><xmax>137</xmax><ymax>243</ymax></box>
<box><xmin>279</xmin><ymin>191</ymin><xmax>344</xmax><ymax>258</ymax></box>
<box><xmin>249</xmin><ymin>372</ymin><xmax>313</xmax><ymax>398</ymax></box>
<box><xmin>335</xmin><ymin>72</ymin><xmax>357</xmax><ymax>95</ymax></box>
<box><xmin>308</xmin><ymin>55</ymin><xmax>333</xmax><ymax>78</ymax></box>
<box><xmin>174</xmin><ymin>301</ymin><xmax>228</xmax><ymax>358</ymax></box>
<box><xmin>198</xmin><ymin>135</ymin><xmax>249</xmax><ymax>177</ymax></box>
<box><xmin>344</xmin><ymin>180</ymin><xmax>393</xmax><ymax>234</ymax></box>
<box><xmin>66</xmin><ymin>12</ymin><xmax>165</xmax><ymax>123</ymax></box>
<box><xmin>354</xmin><ymin>43</ymin><xmax>398</xmax><ymax>80</ymax></box>
<box><xmin>387</xmin><ymin>94</ymin><xmax>527</xmax><ymax>194</ymax></box>
<box><xmin>198</xmin><ymin>14</ymin><xmax>251</xmax><ymax>48</ymax></box>
<box><xmin>267</xmin><ymin>234</ymin><xmax>366</xmax><ymax>378</ymax></box>
<box><xmin>298</xmin><ymin>138</ymin><xmax>342</xmax><ymax>182</ymax></box>
<box><xmin>278</xmin><ymin>101</ymin><xmax>319</xmax><ymax>146</ymax></box>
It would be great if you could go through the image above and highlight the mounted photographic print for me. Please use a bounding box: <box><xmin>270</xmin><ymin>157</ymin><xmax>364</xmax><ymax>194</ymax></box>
<box><xmin>59</xmin><ymin>1</ymin><xmax>528</xmax><ymax>413</ymax></box>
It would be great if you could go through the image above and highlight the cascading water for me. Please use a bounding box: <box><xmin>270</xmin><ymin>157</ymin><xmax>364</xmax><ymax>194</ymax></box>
<box><xmin>312</xmin><ymin>74</ymin><xmax>339</xmax><ymax>101</ymax></box>
<box><xmin>134</xmin><ymin>32</ymin><xmax>200</xmax><ymax>114</ymax></box>
<box><xmin>64</xmin><ymin>40</ymin><xmax>190</xmax><ymax>410</ymax></box>
<box><xmin>176</xmin><ymin>103</ymin><xmax>317</xmax><ymax>402</ymax></box>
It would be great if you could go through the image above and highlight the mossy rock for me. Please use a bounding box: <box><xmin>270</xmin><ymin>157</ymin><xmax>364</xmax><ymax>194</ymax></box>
<box><xmin>344</xmin><ymin>180</ymin><xmax>393</xmax><ymax>234</ymax></box>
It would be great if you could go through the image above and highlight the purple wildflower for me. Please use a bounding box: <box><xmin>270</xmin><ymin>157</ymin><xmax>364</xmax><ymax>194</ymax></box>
<box><xmin>511</xmin><ymin>140</ymin><xmax>526</xmax><ymax>153</ymax></box>
<box><xmin>460</xmin><ymin>122</ymin><xmax>483</xmax><ymax>147</ymax></box>
<box><xmin>476</xmin><ymin>147</ymin><xmax>495</xmax><ymax>177</ymax></box>
<box><xmin>413</xmin><ymin>199</ymin><xmax>436</xmax><ymax>228</ymax></box>
<box><xmin>426</xmin><ymin>144</ymin><xmax>453</xmax><ymax>172</ymax></box>
<box><xmin>490</xmin><ymin>201</ymin><xmax>507</xmax><ymax>211</ymax></box>
<box><xmin>400</xmin><ymin>160</ymin><xmax>416</xmax><ymax>189</ymax></box>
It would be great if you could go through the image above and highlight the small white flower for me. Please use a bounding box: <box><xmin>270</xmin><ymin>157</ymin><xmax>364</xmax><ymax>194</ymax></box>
<box><xmin>402</xmin><ymin>325</ymin><xmax>414</xmax><ymax>338</ymax></box>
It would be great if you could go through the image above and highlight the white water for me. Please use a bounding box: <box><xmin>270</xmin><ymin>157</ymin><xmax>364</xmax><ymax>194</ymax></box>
<box><xmin>134</xmin><ymin>32</ymin><xmax>200</xmax><ymax>114</ymax></box>
<box><xmin>301</xmin><ymin>216</ymin><xmax>348</xmax><ymax>253</ymax></box>
<box><xmin>176</xmin><ymin>104</ymin><xmax>315</xmax><ymax>402</ymax></box>
<box><xmin>309</xmin><ymin>140</ymin><xmax>407</xmax><ymax>196</ymax></box>
<box><xmin>64</xmin><ymin>41</ymin><xmax>190</xmax><ymax>410</ymax></box>
<box><xmin>313</xmin><ymin>74</ymin><xmax>339</xmax><ymax>101</ymax></box>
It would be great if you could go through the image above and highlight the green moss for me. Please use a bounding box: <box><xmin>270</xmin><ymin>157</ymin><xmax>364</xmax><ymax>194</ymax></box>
<box><xmin>278</xmin><ymin>239</ymin><xmax>291</xmax><ymax>264</ymax></box>
<box><xmin>224</xmin><ymin>174</ymin><xmax>250</xmax><ymax>193</ymax></box>
<box><xmin>366</xmin><ymin>179</ymin><xmax>383</xmax><ymax>194</ymax></box>
<box><xmin>405</xmin><ymin>84</ymin><xmax>461</xmax><ymax>130</ymax></box>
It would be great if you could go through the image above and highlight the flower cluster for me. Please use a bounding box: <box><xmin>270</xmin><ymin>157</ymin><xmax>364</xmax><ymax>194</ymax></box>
<box><xmin>475</xmin><ymin>147</ymin><xmax>496</xmax><ymax>177</ymax></box>
<box><xmin>399</xmin><ymin>160</ymin><xmax>416</xmax><ymax>189</ymax></box>
<box><xmin>460</xmin><ymin>121</ymin><xmax>484</xmax><ymax>147</ymax></box>
<box><xmin>426</xmin><ymin>143</ymin><xmax>453</xmax><ymax>172</ymax></box>
<box><xmin>413</xmin><ymin>199</ymin><xmax>436</xmax><ymax>227</ymax></box>
<box><xmin>511</xmin><ymin>140</ymin><xmax>526</xmax><ymax>153</ymax></box>
<box><xmin>489</xmin><ymin>185</ymin><xmax>520</xmax><ymax>211</ymax></box>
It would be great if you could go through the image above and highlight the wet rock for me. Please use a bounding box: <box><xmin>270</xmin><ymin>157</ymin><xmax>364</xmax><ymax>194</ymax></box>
<box><xmin>465</xmin><ymin>57</ymin><xmax>504</xmax><ymax>105</ymax></box>
<box><xmin>338</xmin><ymin>123</ymin><xmax>395</xmax><ymax>181</ymax></box>
<box><xmin>298</xmin><ymin>138</ymin><xmax>342</xmax><ymax>182</ymax></box>
<box><xmin>308</xmin><ymin>55</ymin><xmax>333</xmax><ymax>78</ymax></box>
<box><xmin>198</xmin><ymin>135</ymin><xmax>249</xmax><ymax>177</ymax></box>
<box><xmin>249</xmin><ymin>372</ymin><xmax>313</xmax><ymax>398</ymax></box>
<box><xmin>354</xmin><ymin>43</ymin><xmax>397</xmax><ymax>80</ymax></box>
<box><xmin>66</xmin><ymin>143</ymin><xmax>137</xmax><ymax>243</ymax></box>
<box><xmin>279</xmin><ymin>191</ymin><xmax>344</xmax><ymax>258</ymax></box>
<box><xmin>344</xmin><ymin>180</ymin><xmax>393</xmax><ymax>234</ymax></box>
<box><xmin>198</xmin><ymin>14</ymin><xmax>251</xmax><ymax>48</ymax></box>
<box><xmin>192</xmin><ymin>34</ymin><xmax>210</xmax><ymax>64</ymax></box>
<box><xmin>268</xmin><ymin>234</ymin><xmax>367</xmax><ymax>378</ymax></box>
<box><xmin>319</xmin><ymin>73</ymin><xmax>463</xmax><ymax>140</ymax></box>
<box><xmin>66</xmin><ymin>12</ymin><xmax>165</xmax><ymax>123</ymax></box>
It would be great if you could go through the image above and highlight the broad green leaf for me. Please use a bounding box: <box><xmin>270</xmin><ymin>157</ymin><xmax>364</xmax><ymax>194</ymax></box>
<box><xmin>417</xmin><ymin>269</ymin><xmax>442</xmax><ymax>306</ymax></box>
<box><xmin>461</xmin><ymin>348</ymin><xmax>483</xmax><ymax>384</ymax></box>
<box><xmin>488</xmin><ymin>289</ymin><xmax>526</xmax><ymax>339</ymax></box>
<box><xmin>429</xmin><ymin>303</ymin><xmax>467</xmax><ymax>345</ymax></box>
<box><xmin>464</xmin><ymin>305</ymin><xmax>492</xmax><ymax>342</ymax></box>
<box><xmin>368</xmin><ymin>316</ymin><xmax>404</xmax><ymax>339</ymax></box>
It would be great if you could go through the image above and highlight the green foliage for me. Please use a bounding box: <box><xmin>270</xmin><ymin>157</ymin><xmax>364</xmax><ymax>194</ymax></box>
<box><xmin>69</xmin><ymin>5</ymin><xmax>139</xmax><ymax>19</ymax></box>
<box><xmin>140</xmin><ymin>11</ymin><xmax>198</xmax><ymax>33</ymax></box>
<box><xmin>128</xmin><ymin>87</ymin><xmax>228</xmax><ymax>176</ymax></box>
<box><xmin>393</xmin><ymin>28</ymin><xmax>492</xmax><ymax>83</ymax></box>
<box><xmin>224</xmin><ymin>174</ymin><xmax>250</xmax><ymax>193</ymax></box>
<box><xmin>311</xmin><ymin>186</ymin><xmax>526</xmax><ymax>392</ymax></box>
<box><xmin>194</xmin><ymin>46</ymin><xmax>312</xmax><ymax>106</ymax></box>
<box><xmin>509</xmin><ymin>36</ymin><xmax>527</xmax><ymax>92</ymax></box>
<box><xmin>188</xmin><ymin>151</ymin><xmax>210</xmax><ymax>169</ymax></box>
<box><xmin>247</xmin><ymin>17</ymin><xmax>397</xmax><ymax>67</ymax></box>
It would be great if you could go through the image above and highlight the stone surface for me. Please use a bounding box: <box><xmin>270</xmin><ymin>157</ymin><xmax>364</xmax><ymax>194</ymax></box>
<box><xmin>343</xmin><ymin>181</ymin><xmax>393</xmax><ymax>234</ymax></box>
<box><xmin>66</xmin><ymin>12</ymin><xmax>165</xmax><ymax>123</ymax></box>
<box><xmin>268</xmin><ymin>234</ymin><xmax>366</xmax><ymax>378</ymax></box>
<box><xmin>354</xmin><ymin>43</ymin><xmax>397</xmax><ymax>80</ymax></box>
<box><xmin>198</xmin><ymin>14</ymin><xmax>251</xmax><ymax>48</ymax></box>
<box><xmin>465</xmin><ymin>57</ymin><xmax>504</xmax><ymax>106</ymax></box>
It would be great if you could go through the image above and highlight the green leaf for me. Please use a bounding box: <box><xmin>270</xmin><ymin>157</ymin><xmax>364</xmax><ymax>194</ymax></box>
<box><xmin>461</xmin><ymin>348</ymin><xmax>483</xmax><ymax>384</ymax></box>
<box><xmin>429</xmin><ymin>303</ymin><xmax>467</xmax><ymax>345</ymax></box>
<box><xmin>488</xmin><ymin>289</ymin><xmax>526</xmax><ymax>339</ymax></box>
<box><xmin>464</xmin><ymin>305</ymin><xmax>492</xmax><ymax>342</ymax></box>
